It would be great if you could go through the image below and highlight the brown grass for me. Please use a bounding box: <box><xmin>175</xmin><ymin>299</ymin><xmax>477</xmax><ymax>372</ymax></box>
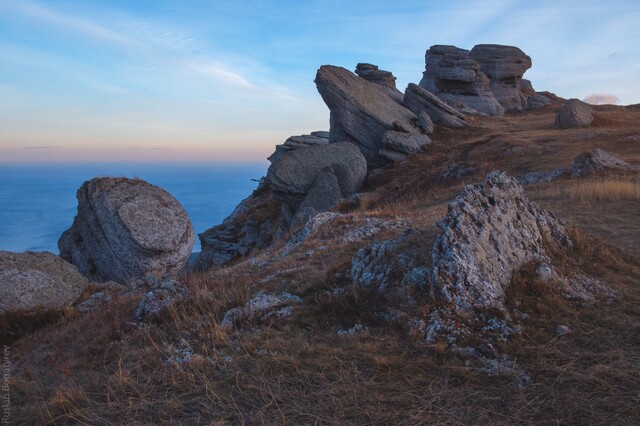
<box><xmin>6</xmin><ymin>105</ymin><xmax>640</xmax><ymax>424</ymax></box>
<box><xmin>559</xmin><ymin>176</ymin><xmax>640</xmax><ymax>202</ymax></box>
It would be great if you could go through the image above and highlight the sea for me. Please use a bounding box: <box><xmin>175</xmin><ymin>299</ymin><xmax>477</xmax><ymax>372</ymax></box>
<box><xmin>0</xmin><ymin>162</ymin><xmax>269</xmax><ymax>254</ymax></box>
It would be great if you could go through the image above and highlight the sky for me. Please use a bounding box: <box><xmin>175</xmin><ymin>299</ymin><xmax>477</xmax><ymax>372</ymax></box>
<box><xmin>0</xmin><ymin>0</ymin><xmax>639</xmax><ymax>163</ymax></box>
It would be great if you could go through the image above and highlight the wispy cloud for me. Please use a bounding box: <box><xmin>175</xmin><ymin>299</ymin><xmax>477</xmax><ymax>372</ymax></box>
<box><xmin>187</xmin><ymin>61</ymin><xmax>256</xmax><ymax>90</ymax></box>
<box><xmin>583</xmin><ymin>94</ymin><xmax>619</xmax><ymax>105</ymax></box>
<box><xmin>22</xmin><ymin>146</ymin><xmax>62</xmax><ymax>150</ymax></box>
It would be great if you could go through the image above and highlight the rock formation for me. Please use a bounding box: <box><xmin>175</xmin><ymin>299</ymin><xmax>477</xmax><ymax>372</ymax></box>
<box><xmin>315</xmin><ymin>65</ymin><xmax>431</xmax><ymax>166</ymax></box>
<box><xmin>418</xmin><ymin>44</ymin><xmax>550</xmax><ymax>116</ymax></box>
<box><xmin>0</xmin><ymin>251</ymin><xmax>88</xmax><ymax>314</ymax></box>
<box><xmin>59</xmin><ymin>177</ymin><xmax>195</xmax><ymax>283</ymax></box>
<box><xmin>555</xmin><ymin>99</ymin><xmax>595</xmax><ymax>128</ymax></box>
<box><xmin>570</xmin><ymin>148</ymin><xmax>640</xmax><ymax>176</ymax></box>
<box><xmin>266</xmin><ymin>142</ymin><xmax>367</xmax><ymax>226</ymax></box>
<box><xmin>431</xmin><ymin>171</ymin><xmax>571</xmax><ymax>313</ymax></box>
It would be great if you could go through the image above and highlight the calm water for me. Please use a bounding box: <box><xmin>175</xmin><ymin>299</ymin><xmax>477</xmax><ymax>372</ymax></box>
<box><xmin>0</xmin><ymin>162</ymin><xmax>268</xmax><ymax>253</ymax></box>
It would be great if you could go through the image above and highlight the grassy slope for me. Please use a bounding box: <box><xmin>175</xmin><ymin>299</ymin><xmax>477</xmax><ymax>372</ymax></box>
<box><xmin>6</xmin><ymin>104</ymin><xmax>640</xmax><ymax>425</ymax></box>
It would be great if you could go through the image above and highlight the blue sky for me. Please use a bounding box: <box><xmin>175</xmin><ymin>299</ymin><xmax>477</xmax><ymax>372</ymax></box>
<box><xmin>1</xmin><ymin>0</ymin><xmax>639</xmax><ymax>162</ymax></box>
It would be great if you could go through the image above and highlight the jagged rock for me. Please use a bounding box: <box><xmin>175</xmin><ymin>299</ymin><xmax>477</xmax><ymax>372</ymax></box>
<box><xmin>0</xmin><ymin>251</ymin><xmax>88</xmax><ymax>315</ymax></box>
<box><xmin>267</xmin><ymin>141</ymin><xmax>367</xmax><ymax>208</ymax></box>
<box><xmin>555</xmin><ymin>99</ymin><xmax>594</xmax><ymax>129</ymax></box>
<box><xmin>404</xmin><ymin>83</ymin><xmax>467</xmax><ymax>128</ymax></box>
<box><xmin>59</xmin><ymin>177</ymin><xmax>195</xmax><ymax>283</ymax></box>
<box><xmin>469</xmin><ymin>44</ymin><xmax>532</xmax><ymax>112</ymax></box>
<box><xmin>570</xmin><ymin>149</ymin><xmax>640</xmax><ymax>176</ymax></box>
<box><xmin>315</xmin><ymin>65</ymin><xmax>428</xmax><ymax>165</ymax></box>
<box><xmin>267</xmin><ymin>132</ymin><xmax>329</xmax><ymax>163</ymax></box>
<box><xmin>134</xmin><ymin>279</ymin><xmax>188</xmax><ymax>321</ymax></box>
<box><xmin>197</xmin><ymin>186</ymin><xmax>280</xmax><ymax>270</ymax></box>
<box><xmin>431</xmin><ymin>171</ymin><xmax>572</xmax><ymax>313</ymax></box>
<box><xmin>418</xmin><ymin>45</ymin><xmax>504</xmax><ymax>116</ymax></box>
<box><xmin>355</xmin><ymin>63</ymin><xmax>404</xmax><ymax>104</ymax></box>
<box><xmin>220</xmin><ymin>291</ymin><xmax>302</xmax><ymax>330</ymax></box>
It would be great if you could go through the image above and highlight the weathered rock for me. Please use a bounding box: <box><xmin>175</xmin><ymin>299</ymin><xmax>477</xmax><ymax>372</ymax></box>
<box><xmin>0</xmin><ymin>251</ymin><xmax>88</xmax><ymax>314</ymax></box>
<box><xmin>382</xmin><ymin>130</ymin><xmax>432</xmax><ymax>155</ymax></box>
<box><xmin>555</xmin><ymin>99</ymin><xmax>594</xmax><ymax>129</ymax></box>
<box><xmin>431</xmin><ymin>171</ymin><xmax>571</xmax><ymax>313</ymax></box>
<box><xmin>355</xmin><ymin>63</ymin><xmax>404</xmax><ymax>104</ymax></box>
<box><xmin>134</xmin><ymin>278</ymin><xmax>188</xmax><ymax>321</ymax></box>
<box><xmin>220</xmin><ymin>291</ymin><xmax>302</xmax><ymax>330</ymax></box>
<box><xmin>266</xmin><ymin>142</ymin><xmax>367</xmax><ymax>207</ymax></box>
<box><xmin>315</xmin><ymin>65</ymin><xmax>428</xmax><ymax>165</ymax></box>
<box><xmin>570</xmin><ymin>149</ymin><xmax>640</xmax><ymax>176</ymax></box>
<box><xmin>418</xmin><ymin>45</ymin><xmax>504</xmax><ymax>116</ymax></box>
<box><xmin>267</xmin><ymin>132</ymin><xmax>329</xmax><ymax>163</ymax></box>
<box><xmin>469</xmin><ymin>44</ymin><xmax>532</xmax><ymax>112</ymax></box>
<box><xmin>59</xmin><ymin>177</ymin><xmax>195</xmax><ymax>283</ymax></box>
<box><xmin>520</xmin><ymin>79</ymin><xmax>552</xmax><ymax>110</ymax></box>
<box><xmin>404</xmin><ymin>83</ymin><xmax>467</xmax><ymax>128</ymax></box>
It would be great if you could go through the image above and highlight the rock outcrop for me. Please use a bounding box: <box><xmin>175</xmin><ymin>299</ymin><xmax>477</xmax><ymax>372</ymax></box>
<box><xmin>59</xmin><ymin>177</ymin><xmax>195</xmax><ymax>283</ymax></box>
<box><xmin>0</xmin><ymin>251</ymin><xmax>88</xmax><ymax>314</ymax></box>
<box><xmin>431</xmin><ymin>171</ymin><xmax>571</xmax><ymax>313</ymax></box>
<box><xmin>418</xmin><ymin>44</ymin><xmax>549</xmax><ymax>116</ymax></box>
<box><xmin>315</xmin><ymin>65</ymin><xmax>431</xmax><ymax>166</ymax></box>
<box><xmin>555</xmin><ymin>99</ymin><xmax>595</xmax><ymax>129</ymax></box>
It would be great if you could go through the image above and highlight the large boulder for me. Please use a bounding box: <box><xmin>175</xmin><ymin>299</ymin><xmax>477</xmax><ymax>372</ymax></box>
<box><xmin>431</xmin><ymin>171</ymin><xmax>571</xmax><ymax>313</ymax></box>
<box><xmin>267</xmin><ymin>131</ymin><xmax>329</xmax><ymax>163</ymax></box>
<box><xmin>571</xmin><ymin>149</ymin><xmax>640</xmax><ymax>176</ymax></box>
<box><xmin>0</xmin><ymin>251</ymin><xmax>88</xmax><ymax>314</ymax></box>
<box><xmin>59</xmin><ymin>177</ymin><xmax>195</xmax><ymax>283</ymax></box>
<box><xmin>354</xmin><ymin>63</ymin><xmax>404</xmax><ymax>104</ymax></box>
<box><xmin>315</xmin><ymin>65</ymin><xmax>430</xmax><ymax>166</ymax></box>
<box><xmin>266</xmin><ymin>142</ymin><xmax>367</xmax><ymax>207</ymax></box>
<box><xmin>555</xmin><ymin>99</ymin><xmax>594</xmax><ymax>129</ymax></box>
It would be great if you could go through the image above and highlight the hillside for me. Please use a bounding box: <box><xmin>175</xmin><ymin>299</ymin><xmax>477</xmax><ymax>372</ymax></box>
<box><xmin>3</xmin><ymin>45</ymin><xmax>640</xmax><ymax>425</ymax></box>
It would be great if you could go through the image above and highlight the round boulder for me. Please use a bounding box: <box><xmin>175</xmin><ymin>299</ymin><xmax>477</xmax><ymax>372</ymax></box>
<box><xmin>0</xmin><ymin>251</ymin><xmax>88</xmax><ymax>314</ymax></box>
<box><xmin>59</xmin><ymin>177</ymin><xmax>195</xmax><ymax>283</ymax></box>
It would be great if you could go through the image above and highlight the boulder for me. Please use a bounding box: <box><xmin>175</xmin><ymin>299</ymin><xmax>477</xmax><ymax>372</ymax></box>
<box><xmin>520</xmin><ymin>79</ymin><xmax>551</xmax><ymax>110</ymax></box>
<box><xmin>291</xmin><ymin>168</ymin><xmax>344</xmax><ymax>228</ymax></box>
<box><xmin>59</xmin><ymin>177</ymin><xmax>195</xmax><ymax>283</ymax></box>
<box><xmin>220</xmin><ymin>291</ymin><xmax>302</xmax><ymax>330</ymax></box>
<box><xmin>0</xmin><ymin>251</ymin><xmax>88</xmax><ymax>314</ymax></box>
<box><xmin>571</xmin><ymin>149</ymin><xmax>640</xmax><ymax>176</ymax></box>
<box><xmin>315</xmin><ymin>65</ymin><xmax>428</xmax><ymax>165</ymax></box>
<box><xmin>404</xmin><ymin>83</ymin><xmax>467</xmax><ymax>128</ymax></box>
<box><xmin>431</xmin><ymin>171</ymin><xmax>571</xmax><ymax>313</ymax></box>
<box><xmin>555</xmin><ymin>99</ymin><xmax>594</xmax><ymax>129</ymax></box>
<box><xmin>266</xmin><ymin>142</ymin><xmax>367</xmax><ymax>207</ymax></box>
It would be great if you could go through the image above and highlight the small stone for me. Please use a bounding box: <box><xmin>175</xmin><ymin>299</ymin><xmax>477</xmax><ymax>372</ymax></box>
<box><xmin>555</xmin><ymin>325</ymin><xmax>572</xmax><ymax>336</ymax></box>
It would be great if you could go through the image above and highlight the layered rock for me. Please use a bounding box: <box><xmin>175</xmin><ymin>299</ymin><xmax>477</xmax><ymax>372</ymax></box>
<box><xmin>431</xmin><ymin>171</ymin><xmax>571</xmax><ymax>313</ymax></box>
<box><xmin>571</xmin><ymin>149</ymin><xmax>640</xmax><ymax>176</ymax></box>
<box><xmin>267</xmin><ymin>131</ymin><xmax>329</xmax><ymax>163</ymax></box>
<box><xmin>0</xmin><ymin>251</ymin><xmax>88</xmax><ymax>314</ymax></box>
<box><xmin>469</xmin><ymin>44</ymin><xmax>532</xmax><ymax>111</ymax></box>
<box><xmin>418</xmin><ymin>44</ymin><xmax>550</xmax><ymax>116</ymax></box>
<box><xmin>555</xmin><ymin>99</ymin><xmax>594</xmax><ymax>129</ymax></box>
<box><xmin>404</xmin><ymin>83</ymin><xmax>467</xmax><ymax>128</ymax></box>
<box><xmin>315</xmin><ymin>65</ymin><xmax>431</xmax><ymax>166</ymax></box>
<box><xmin>418</xmin><ymin>45</ymin><xmax>504</xmax><ymax>116</ymax></box>
<box><xmin>59</xmin><ymin>177</ymin><xmax>195</xmax><ymax>283</ymax></box>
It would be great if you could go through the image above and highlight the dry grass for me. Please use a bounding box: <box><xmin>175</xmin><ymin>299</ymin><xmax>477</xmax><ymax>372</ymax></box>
<box><xmin>6</xmin><ymin>104</ymin><xmax>640</xmax><ymax>424</ymax></box>
<box><xmin>558</xmin><ymin>176</ymin><xmax>640</xmax><ymax>202</ymax></box>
